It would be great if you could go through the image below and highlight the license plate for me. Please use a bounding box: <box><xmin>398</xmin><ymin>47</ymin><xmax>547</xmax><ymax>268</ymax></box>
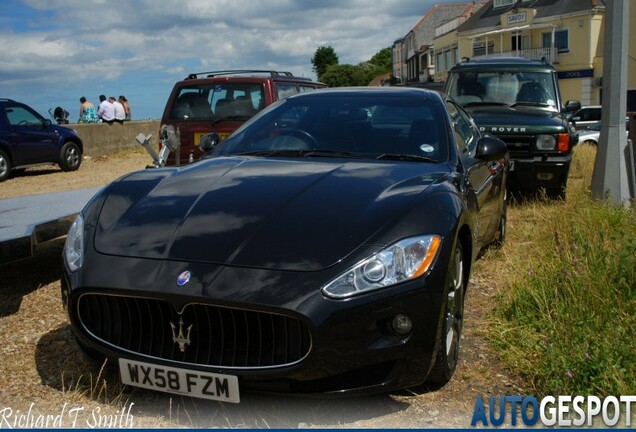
<box><xmin>119</xmin><ymin>358</ymin><xmax>240</xmax><ymax>403</ymax></box>
<box><xmin>509</xmin><ymin>160</ymin><xmax>515</xmax><ymax>172</ymax></box>
<box><xmin>194</xmin><ymin>132</ymin><xmax>229</xmax><ymax>145</ymax></box>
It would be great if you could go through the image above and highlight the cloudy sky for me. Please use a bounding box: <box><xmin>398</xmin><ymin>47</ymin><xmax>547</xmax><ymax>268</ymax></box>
<box><xmin>0</xmin><ymin>0</ymin><xmax>441</xmax><ymax>120</ymax></box>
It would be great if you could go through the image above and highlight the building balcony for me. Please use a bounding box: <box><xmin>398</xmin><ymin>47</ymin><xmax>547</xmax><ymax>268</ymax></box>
<box><xmin>472</xmin><ymin>47</ymin><xmax>559</xmax><ymax>64</ymax></box>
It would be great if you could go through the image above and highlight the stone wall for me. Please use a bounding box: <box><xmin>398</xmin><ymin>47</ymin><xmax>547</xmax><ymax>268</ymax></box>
<box><xmin>71</xmin><ymin>120</ymin><xmax>160</xmax><ymax>157</ymax></box>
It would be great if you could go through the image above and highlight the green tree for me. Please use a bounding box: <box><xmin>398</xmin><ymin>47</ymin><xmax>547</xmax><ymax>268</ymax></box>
<box><xmin>311</xmin><ymin>46</ymin><xmax>339</xmax><ymax>80</ymax></box>
<box><xmin>320</xmin><ymin>64</ymin><xmax>369</xmax><ymax>87</ymax></box>
<box><xmin>369</xmin><ymin>47</ymin><xmax>392</xmax><ymax>71</ymax></box>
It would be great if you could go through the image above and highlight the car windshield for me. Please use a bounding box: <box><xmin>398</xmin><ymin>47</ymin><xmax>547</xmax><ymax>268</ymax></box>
<box><xmin>213</xmin><ymin>94</ymin><xmax>448</xmax><ymax>162</ymax></box>
<box><xmin>447</xmin><ymin>70</ymin><xmax>558</xmax><ymax>110</ymax></box>
<box><xmin>169</xmin><ymin>83</ymin><xmax>266</xmax><ymax>121</ymax></box>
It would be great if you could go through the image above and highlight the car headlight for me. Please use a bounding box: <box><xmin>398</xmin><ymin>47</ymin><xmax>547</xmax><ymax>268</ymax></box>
<box><xmin>322</xmin><ymin>235</ymin><xmax>442</xmax><ymax>299</ymax></box>
<box><xmin>536</xmin><ymin>134</ymin><xmax>556</xmax><ymax>150</ymax></box>
<box><xmin>64</xmin><ymin>214</ymin><xmax>84</xmax><ymax>272</ymax></box>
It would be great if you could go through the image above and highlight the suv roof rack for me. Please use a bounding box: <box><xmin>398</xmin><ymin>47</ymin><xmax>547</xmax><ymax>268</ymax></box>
<box><xmin>185</xmin><ymin>70</ymin><xmax>309</xmax><ymax>80</ymax></box>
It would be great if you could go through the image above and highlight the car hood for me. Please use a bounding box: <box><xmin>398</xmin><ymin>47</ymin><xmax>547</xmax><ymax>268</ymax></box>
<box><xmin>577</xmin><ymin>129</ymin><xmax>599</xmax><ymax>139</ymax></box>
<box><xmin>93</xmin><ymin>157</ymin><xmax>447</xmax><ymax>271</ymax></box>
<box><xmin>465</xmin><ymin>106</ymin><xmax>568</xmax><ymax>132</ymax></box>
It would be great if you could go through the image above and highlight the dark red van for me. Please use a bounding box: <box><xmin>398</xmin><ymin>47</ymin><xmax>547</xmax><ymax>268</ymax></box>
<box><xmin>160</xmin><ymin>70</ymin><xmax>326</xmax><ymax>164</ymax></box>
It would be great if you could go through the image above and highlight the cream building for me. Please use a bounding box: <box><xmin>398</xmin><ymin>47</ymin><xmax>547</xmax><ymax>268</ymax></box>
<box><xmin>430</xmin><ymin>0</ymin><xmax>636</xmax><ymax>110</ymax></box>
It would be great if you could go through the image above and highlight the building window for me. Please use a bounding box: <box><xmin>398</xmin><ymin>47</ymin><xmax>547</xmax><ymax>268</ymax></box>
<box><xmin>444</xmin><ymin>50</ymin><xmax>452</xmax><ymax>72</ymax></box>
<box><xmin>472</xmin><ymin>41</ymin><xmax>495</xmax><ymax>57</ymax></box>
<box><xmin>435</xmin><ymin>52</ymin><xmax>443</xmax><ymax>73</ymax></box>
<box><xmin>542</xmin><ymin>29</ymin><xmax>569</xmax><ymax>53</ymax></box>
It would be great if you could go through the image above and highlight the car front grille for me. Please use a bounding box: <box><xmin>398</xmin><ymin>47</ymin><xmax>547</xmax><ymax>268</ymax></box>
<box><xmin>495</xmin><ymin>134</ymin><xmax>534</xmax><ymax>158</ymax></box>
<box><xmin>76</xmin><ymin>293</ymin><xmax>311</xmax><ymax>369</ymax></box>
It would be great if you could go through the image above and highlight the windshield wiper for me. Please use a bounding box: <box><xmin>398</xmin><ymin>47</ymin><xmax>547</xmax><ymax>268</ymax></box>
<box><xmin>509</xmin><ymin>101</ymin><xmax>552</xmax><ymax>108</ymax></box>
<box><xmin>235</xmin><ymin>149</ymin><xmax>308</xmax><ymax>157</ymax></box>
<box><xmin>462</xmin><ymin>101</ymin><xmax>509</xmax><ymax>107</ymax></box>
<box><xmin>376</xmin><ymin>153</ymin><xmax>437</xmax><ymax>163</ymax></box>
<box><xmin>303</xmin><ymin>149</ymin><xmax>364</xmax><ymax>159</ymax></box>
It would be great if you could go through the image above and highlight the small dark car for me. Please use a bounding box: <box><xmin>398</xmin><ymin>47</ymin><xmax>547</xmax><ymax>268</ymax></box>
<box><xmin>62</xmin><ymin>87</ymin><xmax>508</xmax><ymax>403</ymax></box>
<box><xmin>0</xmin><ymin>98</ymin><xmax>83</xmax><ymax>182</ymax></box>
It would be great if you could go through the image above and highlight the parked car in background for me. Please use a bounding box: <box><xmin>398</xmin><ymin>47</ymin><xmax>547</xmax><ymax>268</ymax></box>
<box><xmin>160</xmin><ymin>70</ymin><xmax>326</xmax><ymax>165</ymax></box>
<box><xmin>576</xmin><ymin>120</ymin><xmax>630</xmax><ymax>146</ymax></box>
<box><xmin>0</xmin><ymin>98</ymin><xmax>83</xmax><ymax>182</ymax></box>
<box><xmin>569</xmin><ymin>105</ymin><xmax>601</xmax><ymax>130</ymax></box>
<box><xmin>63</xmin><ymin>87</ymin><xmax>508</xmax><ymax>402</ymax></box>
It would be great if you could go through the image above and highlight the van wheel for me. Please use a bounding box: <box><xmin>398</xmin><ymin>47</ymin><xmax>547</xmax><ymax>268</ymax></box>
<box><xmin>0</xmin><ymin>150</ymin><xmax>11</xmax><ymax>182</ymax></box>
<box><xmin>59</xmin><ymin>142</ymin><xmax>82</xmax><ymax>171</ymax></box>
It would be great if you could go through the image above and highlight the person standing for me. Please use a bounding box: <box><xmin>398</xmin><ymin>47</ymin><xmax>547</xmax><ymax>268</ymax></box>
<box><xmin>111</xmin><ymin>97</ymin><xmax>126</xmax><ymax>124</ymax></box>
<box><xmin>119</xmin><ymin>95</ymin><xmax>131</xmax><ymax>121</ymax></box>
<box><xmin>97</xmin><ymin>94</ymin><xmax>115</xmax><ymax>124</ymax></box>
<box><xmin>78</xmin><ymin>97</ymin><xmax>99</xmax><ymax>123</ymax></box>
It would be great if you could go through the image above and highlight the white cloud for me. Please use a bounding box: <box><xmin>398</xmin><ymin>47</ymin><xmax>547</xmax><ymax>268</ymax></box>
<box><xmin>0</xmin><ymin>0</ymin><xmax>437</xmax><ymax>118</ymax></box>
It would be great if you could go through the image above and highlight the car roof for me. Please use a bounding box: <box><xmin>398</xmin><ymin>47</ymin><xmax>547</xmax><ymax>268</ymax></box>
<box><xmin>181</xmin><ymin>69</ymin><xmax>322</xmax><ymax>84</ymax></box>
<box><xmin>285</xmin><ymin>86</ymin><xmax>444</xmax><ymax>100</ymax></box>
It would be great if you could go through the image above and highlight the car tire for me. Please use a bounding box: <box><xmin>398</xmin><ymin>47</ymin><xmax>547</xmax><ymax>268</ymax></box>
<box><xmin>59</xmin><ymin>142</ymin><xmax>82</xmax><ymax>171</ymax></box>
<box><xmin>546</xmin><ymin>182</ymin><xmax>566</xmax><ymax>200</ymax></box>
<box><xmin>0</xmin><ymin>149</ymin><xmax>11</xmax><ymax>182</ymax></box>
<box><xmin>426</xmin><ymin>241</ymin><xmax>465</xmax><ymax>385</ymax></box>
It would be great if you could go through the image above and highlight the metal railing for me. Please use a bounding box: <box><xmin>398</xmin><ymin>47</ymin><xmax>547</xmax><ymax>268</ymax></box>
<box><xmin>473</xmin><ymin>47</ymin><xmax>558</xmax><ymax>63</ymax></box>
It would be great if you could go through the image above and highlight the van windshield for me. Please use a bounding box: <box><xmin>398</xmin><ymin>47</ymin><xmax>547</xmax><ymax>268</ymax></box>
<box><xmin>169</xmin><ymin>83</ymin><xmax>266</xmax><ymax>121</ymax></box>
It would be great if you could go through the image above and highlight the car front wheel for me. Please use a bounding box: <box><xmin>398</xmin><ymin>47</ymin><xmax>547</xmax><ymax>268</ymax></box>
<box><xmin>59</xmin><ymin>142</ymin><xmax>82</xmax><ymax>171</ymax></box>
<box><xmin>426</xmin><ymin>241</ymin><xmax>465</xmax><ymax>385</ymax></box>
<box><xmin>0</xmin><ymin>149</ymin><xmax>11</xmax><ymax>182</ymax></box>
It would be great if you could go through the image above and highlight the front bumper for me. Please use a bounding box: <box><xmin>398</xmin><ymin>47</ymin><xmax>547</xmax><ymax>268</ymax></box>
<box><xmin>61</xmin><ymin>254</ymin><xmax>449</xmax><ymax>396</ymax></box>
<box><xmin>507</xmin><ymin>154</ymin><xmax>571</xmax><ymax>191</ymax></box>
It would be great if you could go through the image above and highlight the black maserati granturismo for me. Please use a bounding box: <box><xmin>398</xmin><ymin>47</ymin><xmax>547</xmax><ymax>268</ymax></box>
<box><xmin>62</xmin><ymin>87</ymin><xmax>508</xmax><ymax>403</ymax></box>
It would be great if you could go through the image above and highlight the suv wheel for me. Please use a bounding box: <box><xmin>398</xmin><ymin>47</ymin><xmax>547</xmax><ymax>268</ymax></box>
<box><xmin>546</xmin><ymin>182</ymin><xmax>566</xmax><ymax>200</ymax></box>
<box><xmin>59</xmin><ymin>142</ymin><xmax>82</xmax><ymax>171</ymax></box>
<box><xmin>0</xmin><ymin>149</ymin><xmax>11</xmax><ymax>182</ymax></box>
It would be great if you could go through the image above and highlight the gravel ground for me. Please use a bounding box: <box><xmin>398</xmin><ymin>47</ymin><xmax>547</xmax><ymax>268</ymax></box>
<box><xmin>0</xmin><ymin>150</ymin><xmax>524</xmax><ymax>428</ymax></box>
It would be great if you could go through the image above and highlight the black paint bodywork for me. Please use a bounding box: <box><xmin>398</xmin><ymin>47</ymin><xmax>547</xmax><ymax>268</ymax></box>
<box><xmin>62</xmin><ymin>87</ymin><xmax>508</xmax><ymax>396</ymax></box>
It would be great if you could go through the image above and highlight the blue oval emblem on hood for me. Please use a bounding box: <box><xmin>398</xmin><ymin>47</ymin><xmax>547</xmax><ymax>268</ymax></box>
<box><xmin>177</xmin><ymin>271</ymin><xmax>191</xmax><ymax>286</ymax></box>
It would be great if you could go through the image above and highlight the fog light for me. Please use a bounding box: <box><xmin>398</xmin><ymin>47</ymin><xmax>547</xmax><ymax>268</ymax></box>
<box><xmin>392</xmin><ymin>314</ymin><xmax>413</xmax><ymax>335</ymax></box>
<box><xmin>537</xmin><ymin>173</ymin><xmax>555</xmax><ymax>181</ymax></box>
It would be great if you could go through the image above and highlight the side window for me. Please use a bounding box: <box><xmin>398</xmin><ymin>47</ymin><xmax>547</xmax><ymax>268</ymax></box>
<box><xmin>299</xmin><ymin>85</ymin><xmax>320</xmax><ymax>92</ymax></box>
<box><xmin>6</xmin><ymin>105</ymin><xmax>41</xmax><ymax>127</ymax></box>
<box><xmin>446</xmin><ymin>101</ymin><xmax>478</xmax><ymax>154</ymax></box>
<box><xmin>276</xmin><ymin>84</ymin><xmax>298</xmax><ymax>100</ymax></box>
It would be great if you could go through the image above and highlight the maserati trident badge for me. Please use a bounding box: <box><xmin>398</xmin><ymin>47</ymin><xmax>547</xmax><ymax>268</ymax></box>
<box><xmin>176</xmin><ymin>270</ymin><xmax>191</xmax><ymax>286</ymax></box>
<box><xmin>170</xmin><ymin>316</ymin><xmax>193</xmax><ymax>352</ymax></box>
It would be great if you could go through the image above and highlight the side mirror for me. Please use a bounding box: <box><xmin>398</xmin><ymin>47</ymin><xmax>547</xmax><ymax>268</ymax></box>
<box><xmin>199</xmin><ymin>132</ymin><xmax>220</xmax><ymax>153</ymax></box>
<box><xmin>475</xmin><ymin>135</ymin><xmax>507</xmax><ymax>161</ymax></box>
<box><xmin>44</xmin><ymin>119</ymin><xmax>52</xmax><ymax>127</ymax></box>
<box><xmin>564</xmin><ymin>100</ymin><xmax>581</xmax><ymax>113</ymax></box>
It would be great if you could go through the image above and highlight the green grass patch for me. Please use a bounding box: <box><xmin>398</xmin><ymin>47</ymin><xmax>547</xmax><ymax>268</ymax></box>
<box><xmin>490</xmin><ymin>144</ymin><xmax>636</xmax><ymax>396</ymax></box>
